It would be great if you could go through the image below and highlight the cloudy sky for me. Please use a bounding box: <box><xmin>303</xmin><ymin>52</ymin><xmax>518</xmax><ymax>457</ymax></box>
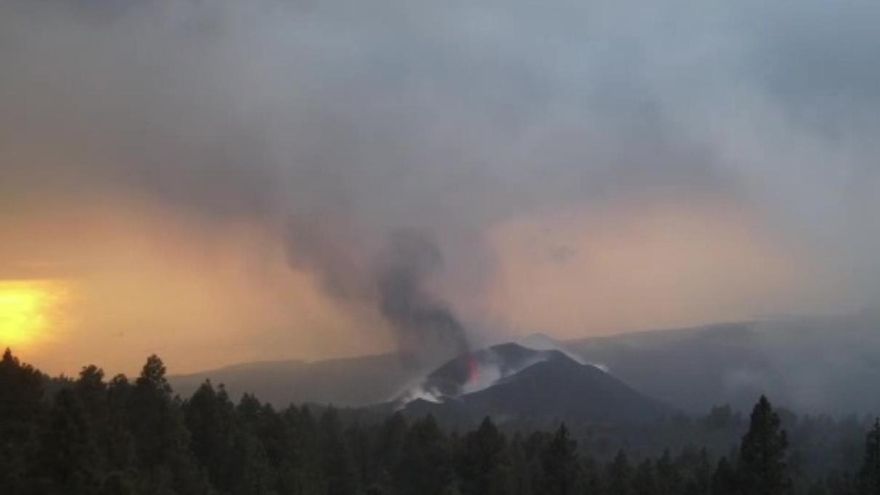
<box><xmin>1</xmin><ymin>0</ymin><xmax>878</xmax><ymax>375</ymax></box>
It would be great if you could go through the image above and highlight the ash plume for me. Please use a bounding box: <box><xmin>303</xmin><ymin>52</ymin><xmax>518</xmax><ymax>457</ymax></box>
<box><xmin>286</xmin><ymin>224</ymin><xmax>470</xmax><ymax>369</ymax></box>
<box><xmin>376</xmin><ymin>230</ymin><xmax>470</xmax><ymax>368</ymax></box>
<box><xmin>3</xmin><ymin>0</ymin><xmax>880</xmax><ymax>373</ymax></box>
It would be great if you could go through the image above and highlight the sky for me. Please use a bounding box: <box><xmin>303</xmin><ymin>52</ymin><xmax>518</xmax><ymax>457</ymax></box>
<box><xmin>1</xmin><ymin>0</ymin><xmax>879</xmax><ymax>376</ymax></box>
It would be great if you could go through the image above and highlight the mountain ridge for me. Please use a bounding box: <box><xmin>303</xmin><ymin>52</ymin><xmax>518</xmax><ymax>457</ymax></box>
<box><xmin>169</xmin><ymin>313</ymin><xmax>880</xmax><ymax>414</ymax></box>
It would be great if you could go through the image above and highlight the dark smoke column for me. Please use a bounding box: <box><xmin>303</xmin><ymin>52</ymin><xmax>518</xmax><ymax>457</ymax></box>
<box><xmin>377</xmin><ymin>229</ymin><xmax>470</xmax><ymax>369</ymax></box>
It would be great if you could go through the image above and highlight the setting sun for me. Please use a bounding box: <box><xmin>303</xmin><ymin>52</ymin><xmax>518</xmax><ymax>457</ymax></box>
<box><xmin>0</xmin><ymin>281</ymin><xmax>62</xmax><ymax>348</ymax></box>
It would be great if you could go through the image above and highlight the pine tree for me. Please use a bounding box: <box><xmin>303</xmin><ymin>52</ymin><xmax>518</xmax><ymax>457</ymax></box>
<box><xmin>377</xmin><ymin>412</ymin><xmax>407</xmax><ymax>475</ymax></box>
<box><xmin>458</xmin><ymin>417</ymin><xmax>511</xmax><ymax>495</ymax></box>
<box><xmin>33</xmin><ymin>388</ymin><xmax>103</xmax><ymax>493</ymax></box>
<box><xmin>508</xmin><ymin>433</ymin><xmax>534</xmax><ymax>495</ymax></box>
<box><xmin>319</xmin><ymin>407</ymin><xmax>359</xmax><ymax>495</ymax></box>
<box><xmin>279</xmin><ymin>405</ymin><xmax>323</xmax><ymax>494</ymax></box>
<box><xmin>75</xmin><ymin>365</ymin><xmax>112</xmax><ymax>477</ymax></box>
<box><xmin>580</xmin><ymin>455</ymin><xmax>604</xmax><ymax>495</ymax></box>
<box><xmin>682</xmin><ymin>448</ymin><xmax>712</xmax><ymax>495</ymax></box>
<box><xmin>0</xmin><ymin>348</ymin><xmax>46</xmax><ymax>493</ymax></box>
<box><xmin>607</xmin><ymin>450</ymin><xmax>633</xmax><ymax>495</ymax></box>
<box><xmin>738</xmin><ymin>395</ymin><xmax>791</xmax><ymax>495</ymax></box>
<box><xmin>255</xmin><ymin>402</ymin><xmax>288</xmax><ymax>471</ymax></box>
<box><xmin>129</xmin><ymin>355</ymin><xmax>211</xmax><ymax>494</ymax></box>
<box><xmin>184</xmin><ymin>380</ymin><xmax>237</xmax><ymax>491</ymax></box>
<box><xmin>632</xmin><ymin>459</ymin><xmax>656</xmax><ymax>495</ymax></box>
<box><xmin>105</xmin><ymin>374</ymin><xmax>138</xmax><ymax>475</ymax></box>
<box><xmin>76</xmin><ymin>365</ymin><xmax>108</xmax><ymax>419</ymax></box>
<box><xmin>655</xmin><ymin>449</ymin><xmax>683</xmax><ymax>495</ymax></box>
<box><xmin>859</xmin><ymin>419</ymin><xmax>880</xmax><ymax>495</ymax></box>
<box><xmin>230</xmin><ymin>426</ymin><xmax>274</xmax><ymax>495</ymax></box>
<box><xmin>540</xmin><ymin>423</ymin><xmax>579</xmax><ymax>495</ymax></box>
<box><xmin>396</xmin><ymin>415</ymin><xmax>455</xmax><ymax>495</ymax></box>
<box><xmin>711</xmin><ymin>457</ymin><xmax>737</xmax><ymax>495</ymax></box>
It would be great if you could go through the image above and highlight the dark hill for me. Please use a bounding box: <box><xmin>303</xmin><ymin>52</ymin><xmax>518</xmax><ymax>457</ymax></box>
<box><xmin>401</xmin><ymin>350</ymin><xmax>672</xmax><ymax>425</ymax></box>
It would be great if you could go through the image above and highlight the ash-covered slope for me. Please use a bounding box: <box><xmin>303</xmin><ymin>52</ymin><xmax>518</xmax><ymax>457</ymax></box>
<box><xmin>400</xmin><ymin>344</ymin><xmax>672</xmax><ymax>425</ymax></box>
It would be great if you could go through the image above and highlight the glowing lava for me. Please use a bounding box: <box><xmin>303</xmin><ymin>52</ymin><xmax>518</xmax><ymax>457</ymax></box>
<box><xmin>467</xmin><ymin>353</ymin><xmax>480</xmax><ymax>385</ymax></box>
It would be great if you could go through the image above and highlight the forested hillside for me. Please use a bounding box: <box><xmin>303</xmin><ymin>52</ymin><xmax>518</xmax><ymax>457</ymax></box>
<box><xmin>2</xmin><ymin>348</ymin><xmax>879</xmax><ymax>495</ymax></box>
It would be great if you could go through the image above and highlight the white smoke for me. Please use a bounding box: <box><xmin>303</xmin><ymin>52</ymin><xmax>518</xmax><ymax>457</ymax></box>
<box><xmin>394</xmin><ymin>341</ymin><xmax>571</xmax><ymax>406</ymax></box>
<box><xmin>517</xmin><ymin>332</ymin><xmax>610</xmax><ymax>372</ymax></box>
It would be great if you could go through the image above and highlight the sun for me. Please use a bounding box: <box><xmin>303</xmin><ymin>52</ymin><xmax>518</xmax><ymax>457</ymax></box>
<box><xmin>0</xmin><ymin>281</ymin><xmax>63</xmax><ymax>348</ymax></box>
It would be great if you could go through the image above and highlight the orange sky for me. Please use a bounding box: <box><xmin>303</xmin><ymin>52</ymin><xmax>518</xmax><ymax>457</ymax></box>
<box><xmin>1</xmin><ymin>0</ymin><xmax>875</xmax><ymax>377</ymax></box>
<box><xmin>0</xmin><ymin>197</ymin><xmax>392</xmax><ymax>375</ymax></box>
<box><xmin>479</xmin><ymin>200</ymin><xmax>841</xmax><ymax>336</ymax></box>
<box><xmin>0</xmin><ymin>195</ymin><xmax>847</xmax><ymax>377</ymax></box>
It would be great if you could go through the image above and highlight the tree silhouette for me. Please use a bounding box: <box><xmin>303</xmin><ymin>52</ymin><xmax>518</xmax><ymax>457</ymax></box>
<box><xmin>319</xmin><ymin>407</ymin><xmax>359</xmax><ymax>495</ymax></box>
<box><xmin>632</xmin><ymin>458</ymin><xmax>656</xmax><ymax>495</ymax></box>
<box><xmin>458</xmin><ymin>416</ymin><xmax>510</xmax><ymax>495</ymax></box>
<box><xmin>540</xmin><ymin>423</ymin><xmax>579</xmax><ymax>495</ymax></box>
<box><xmin>0</xmin><ymin>348</ymin><xmax>45</xmax><ymax>493</ymax></box>
<box><xmin>396</xmin><ymin>415</ymin><xmax>455</xmax><ymax>495</ymax></box>
<box><xmin>738</xmin><ymin>395</ymin><xmax>791</xmax><ymax>495</ymax></box>
<box><xmin>129</xmin><ymin>354</ymin><xmax>211</xmax><ymax>494</ymax></box>
<box><xmin>859</xmin><ymin>418</ymin><xmax>880</xmax><ymax>495</ymax></box>
<box><xmin>33</xmin><ymin>388</ymin><xmax>102</xmax><ymax>493</ymax></box>
<box><xmin>1</xmin><ymin>353</ymin><xmax>879</xmax><ymax>495</ymax></box>
<box><xmin>184</xmin><ymin>380</ymin><xmax>237</xmax><ymax>491</ymax></box>
<box><xmin>711</xmin><ymin>456</ymin><xmax>738</xmax><ymax>495</ymax></box>
<box><xmin>607</xmin><ymin>450</ymin><xmax>633</xmax><ymax>495</ymax></box>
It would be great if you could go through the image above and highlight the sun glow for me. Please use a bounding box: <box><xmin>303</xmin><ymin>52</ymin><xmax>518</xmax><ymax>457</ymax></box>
<box><xmin>0</xmin><ymin>281</ymin><xmax>64</xmax><ymax>348</ymax></box>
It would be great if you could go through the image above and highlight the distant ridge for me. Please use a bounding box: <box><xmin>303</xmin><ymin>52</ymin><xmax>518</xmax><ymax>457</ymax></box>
<box><xmin>171</xmin><ymin>353</ymin><xmax>409</xmax><ymax>407</ymax></box>
<box><xmin>170</xmin><ymin>313</ymin><xmax>880</xmax><ymax>414</ymax></box>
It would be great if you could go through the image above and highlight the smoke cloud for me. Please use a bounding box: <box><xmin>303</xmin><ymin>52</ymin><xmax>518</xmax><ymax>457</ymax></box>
<box><xmin>1</xmin><ymin>0</ymin><xmax>879</xmax><ymax>374</ymax></box>
<box><xmin>287</xmin><ymin>220</ymin><xmax>470</xmax><ymax>368</ymax></box>
<box><xmin>377</xmin><ymin>230</ymin><xmax>469</xmax><ymax>368</ymax></box>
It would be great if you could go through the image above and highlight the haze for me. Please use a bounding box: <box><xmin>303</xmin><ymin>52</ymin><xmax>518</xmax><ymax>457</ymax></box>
<box><xmin>1</xmin><ymin>0</ymin><xmax>878</xmax><ymax>376</ymax></box>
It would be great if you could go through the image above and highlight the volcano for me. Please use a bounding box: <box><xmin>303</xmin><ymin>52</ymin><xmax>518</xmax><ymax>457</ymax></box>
<box><xmin>397</xmin><ymin>343</ymin><xmax>672</xmax><ymax>425</ymax></box>
<box><xmin>397</xmin><ymin>342</ymin><xmax>561</xmax><ymax>402</ymax></box>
